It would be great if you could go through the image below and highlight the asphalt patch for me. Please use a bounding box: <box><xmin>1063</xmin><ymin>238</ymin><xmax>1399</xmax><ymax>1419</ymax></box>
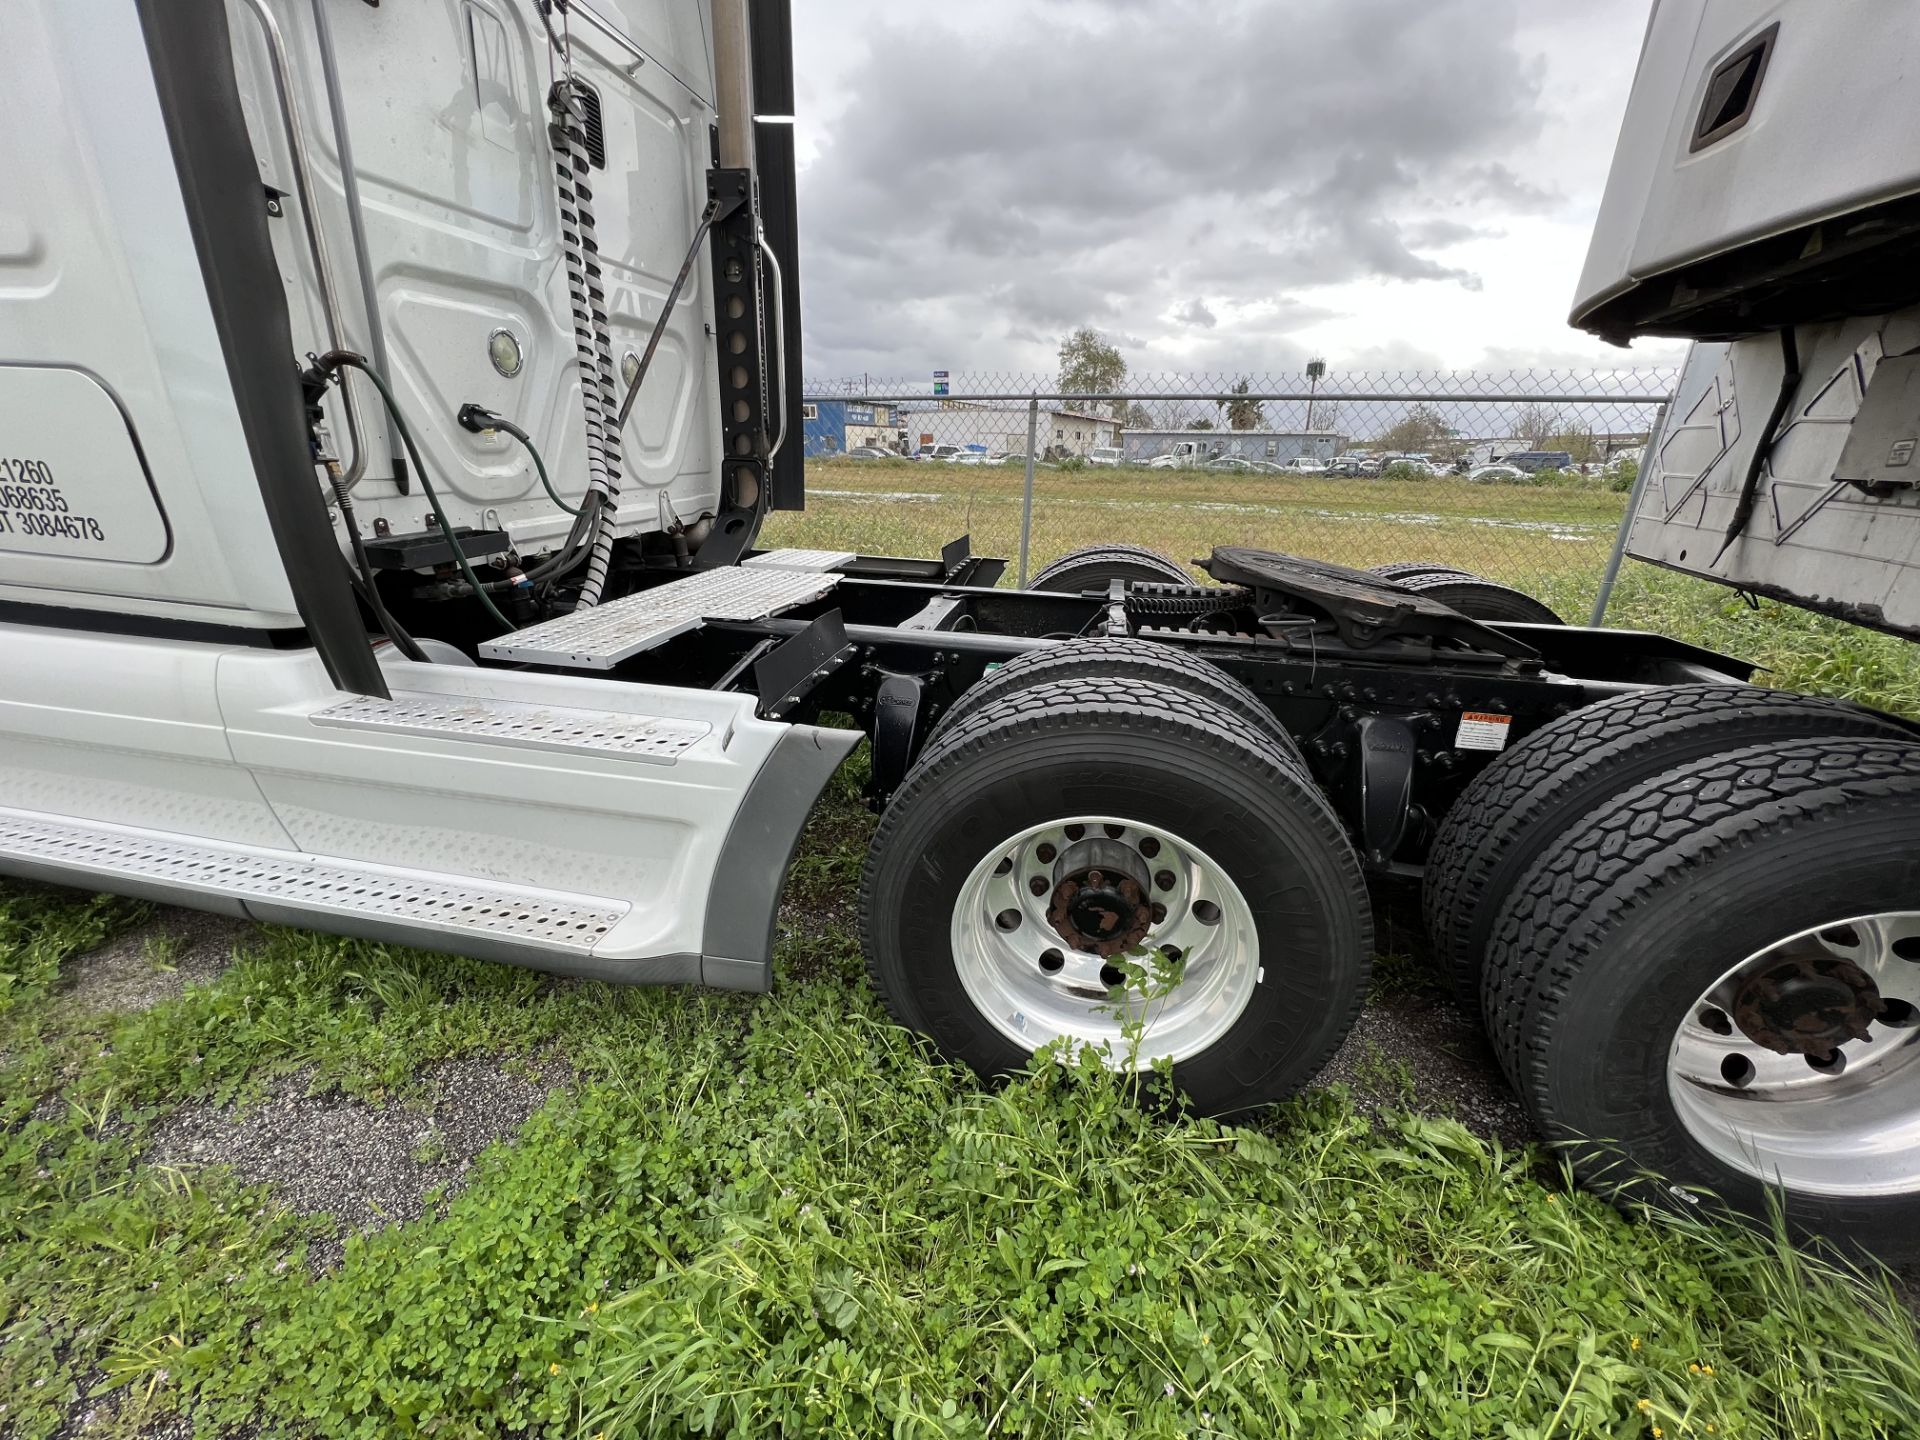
<box><xmin>145</xmin><ymin>1055</ymin><xmax>568</xmax><ymax>1272</ymax></box>
<box><xmin>55</xmin><ymin>907</ymin><xmax>256</xmax><ymax>1016</ymax></box>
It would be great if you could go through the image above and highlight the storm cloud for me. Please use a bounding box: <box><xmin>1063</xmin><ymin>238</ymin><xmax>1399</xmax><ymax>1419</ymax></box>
<box><xmin>790</xmin><ymin>0</ymin><xmax>1675</xmax><ymax>382</ymax></box>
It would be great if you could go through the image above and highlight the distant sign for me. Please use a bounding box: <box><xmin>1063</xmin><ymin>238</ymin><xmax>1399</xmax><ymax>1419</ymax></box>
<box><xmin>933</xmin><ymin>370</ymin><xmax>950</xmax><ymax>398</ymax></box>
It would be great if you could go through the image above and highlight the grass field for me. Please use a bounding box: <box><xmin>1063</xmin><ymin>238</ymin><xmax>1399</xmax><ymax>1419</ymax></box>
<box><xmin>6</xmin><ymin>473</ymin><xmax>1920</xmax><ymax>1438</ymax></box>
<box><xmin>768</xmin><ymin>458</ymin><xmax>1631</xmax><ymax>609</ymax></box>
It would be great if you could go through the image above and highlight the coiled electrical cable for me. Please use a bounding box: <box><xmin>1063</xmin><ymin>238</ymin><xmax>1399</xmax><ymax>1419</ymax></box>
<box><xmin>548</xmin><ymin>77</ymin><xmax>623</xmax><ymax>608</ymax></box>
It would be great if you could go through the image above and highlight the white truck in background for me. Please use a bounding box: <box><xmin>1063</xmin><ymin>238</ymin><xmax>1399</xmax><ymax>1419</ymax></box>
<box><xmin>2</xmin><ymin>1</ymin><xmax>1918</xmax><ymax>1259</ymax></box>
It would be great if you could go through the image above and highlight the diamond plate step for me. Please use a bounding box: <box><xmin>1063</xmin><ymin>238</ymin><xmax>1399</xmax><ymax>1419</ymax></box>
<box><xmin>312</xmin><ymin>692</ymin><xmax>710</xmax><ymax>764</ymax></box>
<box><xmin>0</xmin><ymin>810</ymin><xmax>629</xmax><ymax>952</ymax></box>
<box><xmin>744</xmin><ymin>549</ymin><xmax>855</xmax><ymax>571</ymax></box>
<box><xmin>479</xmin><ymin>567</ymin><xmax>841</xmax><ymax>670</ymax></box>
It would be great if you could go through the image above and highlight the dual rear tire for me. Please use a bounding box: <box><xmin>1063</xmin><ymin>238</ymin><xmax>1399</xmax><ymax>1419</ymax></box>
<box><xmin>862</xmin><ymin>671</ymin><xmax>1370</xmax><ymax>1115</ymax></box>
<box><xmin>1428</xmin><ymin>685</ymin><xmax>1920</xmax><ymax>1257</ymax></box>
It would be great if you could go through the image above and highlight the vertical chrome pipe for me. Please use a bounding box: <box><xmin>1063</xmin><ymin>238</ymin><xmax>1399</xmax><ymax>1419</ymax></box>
<box><xmin>709</xmin><ymin>0</ymin><xmax>754</xmax><ymax>170</ymax></box>
<box><xmin>234</xmin><ymin>0</ymin><xmax>367</xmax><ymax>487</ymax></box>
<box><xmin>309</xmin><ymin>0</ymin><xmax>399</xmax><ymax>490</ymax></box>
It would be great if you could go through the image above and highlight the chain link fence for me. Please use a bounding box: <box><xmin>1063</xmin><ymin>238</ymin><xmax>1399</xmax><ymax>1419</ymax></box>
<box><xmin>763</xmin><ymin>369</ymin><xmax>1677</xmax><ymax>620</ymax></box>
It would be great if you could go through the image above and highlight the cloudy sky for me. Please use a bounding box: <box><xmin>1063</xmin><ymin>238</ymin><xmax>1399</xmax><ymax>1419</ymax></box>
<box><xmin>787</xmin><ymin>0</ymin><xmax>1686</xmax><ymax>385</ymax></box>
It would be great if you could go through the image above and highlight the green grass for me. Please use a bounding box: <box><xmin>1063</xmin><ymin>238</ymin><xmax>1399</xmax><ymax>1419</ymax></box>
<box><xmin>5</xmin><ymin>481</ymin><xmax>1920</xmax><ymax>1436</ymax></box>
<box><xmin>769</xmin><ymin>459</ymin><xmax>1631</xmax><ymax>612</ymax></box>
<box><xmin>4</xmin><ymin>844</ymin><xmax>1919</xmax><ymax>1439</ymax></box>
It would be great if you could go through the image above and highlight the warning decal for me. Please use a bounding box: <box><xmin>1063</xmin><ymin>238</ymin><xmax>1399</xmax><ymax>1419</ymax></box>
<box><xmin>1455</xmin><ymin>712</ymin><xmax>1513</xmax><ymax>752</ymax></box>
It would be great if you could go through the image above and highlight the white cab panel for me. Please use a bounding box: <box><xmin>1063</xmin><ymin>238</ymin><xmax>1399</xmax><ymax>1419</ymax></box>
<box><xmin>215</xmin><ymin>648</ymin><xmax>784</xmax><ymax>963</ymax></box>
<box><xmin>1576</xmin><ymin>1</ymin><xmax>1920</xmax><ymax>330</ymax></box>
<box><xmin>0</xmin><ymin>4</ymin><xmax>300</xmax><ymax>624</ymax></box>
<box><xmin>0</xmin><ymin>627</ymin><xmax>293</xmax><ymax>860</ymax></box>
<box><xmin>224</xmin><ymin>0</ymin><xmax>723</xmax><ymax>555</ymax></box>
<box><xmin>1629</xmin><ymin>316</ymin><xmax>1920</xmax><ymax>638</ymax></box>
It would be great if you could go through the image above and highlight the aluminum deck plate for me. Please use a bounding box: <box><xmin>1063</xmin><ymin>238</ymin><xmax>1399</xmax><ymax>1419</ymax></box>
<box><xmin>743</xmin><ymin>549</ymin><xmax>855</xmax><ymax>571</ymax></box>
<box><xmin>478</xmin><ymin>566</ymin><xmax>841</xmax><ymax>670</ymax></box>
<box><xmin>312</xmin><ymin>692</ymin><xmax>710</xmax><ymax>764</ymax></box>
<box><xmin>0</xmin><ymin>809</ymin><xmax>629</xmax><ymax>952</ymax></box>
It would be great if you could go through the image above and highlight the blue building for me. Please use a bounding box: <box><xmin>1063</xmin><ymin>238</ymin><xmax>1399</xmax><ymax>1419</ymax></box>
<box><xmin>802</xmin><ymin>400</ymin><xmax>904</xmax><ymax>458</ymax></box>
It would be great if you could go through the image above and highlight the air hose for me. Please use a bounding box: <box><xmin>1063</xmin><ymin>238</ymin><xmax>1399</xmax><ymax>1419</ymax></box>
<box><xmin>319</xmin><ymin>353</ymin><xmax>517</xmax><ymax>632</ymax></box>
<box><xmin>459</xmin><ymin>403</ymin><xmax>579</xmax><ymax>515</ymax></box>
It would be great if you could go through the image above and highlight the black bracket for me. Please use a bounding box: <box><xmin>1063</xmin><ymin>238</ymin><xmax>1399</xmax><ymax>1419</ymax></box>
<box><xmin>869</xmin><ymin>671</ymin><xmax>927</xmax><ymax>804</ymax></box>
<box><xmin>940</xmin><ymin>534</ymin><xmax>972</xmax><ymax>576</ymax></box>
<box><xmin>1351</xmin><ymin>715</ymin><xmax>1418</xmax><ymax>865</ymax></box>
<box><xmin>698</xmin><ymin>164</ymin><xmax>769</xmax><ymax>567</ymax></box>
<box><xmin>753</xmin><ymin>608</ymin><xmax>855</xmax><ymax>721</ymax></box>
<box><xmin>363</xmin><ymin>525</ymin><xmax>510</xmax><ymax>571</ymax></box>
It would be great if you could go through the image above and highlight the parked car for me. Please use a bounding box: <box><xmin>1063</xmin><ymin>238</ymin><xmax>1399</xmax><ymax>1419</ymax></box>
<box><xmin>845</xmin><ymin>446</ymin><xmax>896</xmax><ymax>460</ymax></box>
<box><xmin>1087</xmin><ymin>447</ymin><xmax>1124</xmax><ymax>468</ymax></box>
<box><xmin>1326</xmin><ymin>458</ymin><xmax>1367</xmax><ymax>477</ymax></box>
<box><xmin>1287</xmin><ymin>458</ymin><xmax>1330</xmax><ymax>475</ymax></box>
<box><xmin>1503</xmin><ymin>450</ymin><xmax>1575</xmax><ymax>474</ymax></box>
<box><xmin>1205</xmin><ymin>456</ymin><xmax>1254</xmax><ymax>472</ymax></box>
<box><xmin>914</xmin><ymin>444</ymin><xmax>964</xmax><ymax>462</ymax></box>
<box><xmin>1468</xmin><ymin>464</ymin><xmax>1530</xmax><ymax>484</ymax></box>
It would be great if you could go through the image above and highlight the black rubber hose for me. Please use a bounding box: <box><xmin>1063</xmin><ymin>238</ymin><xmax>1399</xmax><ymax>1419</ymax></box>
<box><xmin>498</xmin><ymin>417</ymin><xmax>580</xmax><ymax>516</ymax></box>
<box><xmin>330</xmin><ymin>470</ymin><xmax>430</xmax><ymax>662</ymax></box>
<box><xmin>322</xmin><ymin>354</ymin><xmax>516</xmax><ymax>632</ymax></box>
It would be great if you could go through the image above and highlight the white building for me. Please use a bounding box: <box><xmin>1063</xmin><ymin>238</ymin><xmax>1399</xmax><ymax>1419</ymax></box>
<box><xmin>899</xmin><ymin>401</ymin><xmax>1121</xmax><ymax>458</ymax></box>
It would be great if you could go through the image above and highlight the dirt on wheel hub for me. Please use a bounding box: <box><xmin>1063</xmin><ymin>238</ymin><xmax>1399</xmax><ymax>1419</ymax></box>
<box><xmin>1730</xmin><ymin>948</ymin><xmax>1885</xmax><ymax>1056</ymax></box>
<box><xmin>1047</xmin><ymin>868</ymin><xmax>1154</xmax><ymax>957</ymax></box>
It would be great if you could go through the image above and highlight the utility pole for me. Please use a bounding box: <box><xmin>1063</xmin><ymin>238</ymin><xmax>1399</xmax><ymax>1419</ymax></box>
<box><xmin>1305</xmin><ymin>358</ymin><xmax>1326</xmax><ymax>433</ymax></box>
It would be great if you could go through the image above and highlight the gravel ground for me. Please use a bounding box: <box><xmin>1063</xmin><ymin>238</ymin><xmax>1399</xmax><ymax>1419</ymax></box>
<box><xmin>1312</xmin><ymin>986</ymin><xmax>1533</xmax><ymax>1148</ymax></box>
<box><xmin>1309</xmin><ymin>880</ymin><xmax>1534</xmax><ymax>1147</ymax></box>
<box><xmin>54</xmin><ymin>908</ymin><xmax>256</xmax><ymax>1016</ymax></box>
<box><xmin>145</xmin><ymin>1054</ymin><xmax>570</xmax><ymax>1274</ymax></box>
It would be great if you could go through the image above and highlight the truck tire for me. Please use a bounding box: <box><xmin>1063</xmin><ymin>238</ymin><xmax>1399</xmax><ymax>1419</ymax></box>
<box><xmin>862</xmin><ymin>677</ymin><xmax>1370</xmax><ymax>1116</ymax></box>
<box><xmin>1480</xmin><ymin>736</ymin><xmax>1920</xmax><ymax>1258</ymax></box>
<box><xmin>1424</xmin><ymin>685</ymin><xmax>1915</xmax><ymax>1002</ymax></box>
<box><xmin>1367</xmin><ymin>561</ymin><xmax>1477</xmax><ymax>583</ymax></box>
<box><xmin>1395</xmin><ymin>571</ymin><xmax>1565</xmax><ymax>625</ymax></box>
<box><xmin>926</xmin><ymin>636</ymin><xmax>1300</xmax><ymax>759</ymax></box>
<box><xmin>1029</xmin><ymin>544</ymin><xmax>1193</xmax><ymax>592</ymax></box>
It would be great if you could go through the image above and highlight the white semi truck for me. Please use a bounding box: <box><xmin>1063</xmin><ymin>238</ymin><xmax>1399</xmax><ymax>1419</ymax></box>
<box><xmin>3</xmin><ymin>1</ymin><xmax>1917</xmax><ymax>1256</ymax></box>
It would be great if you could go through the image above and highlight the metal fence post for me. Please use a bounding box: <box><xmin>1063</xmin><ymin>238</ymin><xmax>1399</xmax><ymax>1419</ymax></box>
<box><xmin>1018</xmin><ymin>396</ymin><xmax>1039</xmax><ymax>587</ymax></box>
<box><xmin>1589</xmin><ymin>400</ymin><xmax>1669</xmax><ymax>628</ymax></box>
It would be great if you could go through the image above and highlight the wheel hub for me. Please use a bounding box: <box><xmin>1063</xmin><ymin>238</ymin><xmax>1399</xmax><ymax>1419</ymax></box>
<box><xmin>948</xmin><ymin>814</ymin><xmax>1261</xmax><ymax>1069</ymax></box>
<box><xmin>1731</xmin><ymin>952</ymin><xmax>1884</xmax><ymax>1055</ymax></box>
<box><xmin>1668</xmin><ymin>912</ymin><xmax>1920</xmax><ymax>1199</ymax></box>
<box><xmin>1048</xmin><ymin>869</ymin><xmax>1153</xmax><ymax>957</ymax></box>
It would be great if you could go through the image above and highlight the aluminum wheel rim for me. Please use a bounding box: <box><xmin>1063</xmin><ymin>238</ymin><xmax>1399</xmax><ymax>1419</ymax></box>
<box><xmin>1667</xmin><ymin>911</ymin><xmax>1920</xmax><ymax>1198</ymax></box>
<box><xmin>950</xmin><ymin>814</ymin><xmax>1260</xmax><ymax>1068</ymax></box>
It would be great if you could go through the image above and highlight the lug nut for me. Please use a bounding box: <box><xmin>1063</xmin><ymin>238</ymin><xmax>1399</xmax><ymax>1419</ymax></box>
<box><xmin>1155</xmin><ymin>870</ymin><xmax>1176</xmax><ymax>892</ymax></box>
<box><xmin>1029</xmin><ymin>876</ymin><xmax>1049</xmax><ymax>897</ymax></box>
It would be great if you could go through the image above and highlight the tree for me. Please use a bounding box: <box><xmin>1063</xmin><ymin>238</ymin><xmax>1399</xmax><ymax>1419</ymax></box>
<box><xmin>1224</xmin><ymin>378</ymin><xmax>1266</xmax><ymax>432</ymax></box>
<box><xmin>1190</xmin><ymin>418</ymin><xmax>1215</xmax><ymax>431</ymax></box>
<box><xmin>1375</xmin><ymin>402</ymin><xmax>1451</xmax><ymax>453</ymax></box>
<box><xmin>1513</xmin><ymin>404</ymin><xmax>1563</xmax><ymax>449</ymax></box>
<box><xmin>1057</xmin><ymin>328</ymin><xmax>1128</xmax><ymax>420</ymax></box>
<box><xmin>1309</xmin><ymin>400</ymin><xmax>1344</xmax><ymax>437</ymax></box>
<box><xmin>1542</xmin><ymin>427</ymin><xmax>1602</xmax><ymax>464</ymax></box>
<box><xmin>1124</xmin><ymin>403</ymin><xmax>1154</xmax><ymax>432</ymax></box>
